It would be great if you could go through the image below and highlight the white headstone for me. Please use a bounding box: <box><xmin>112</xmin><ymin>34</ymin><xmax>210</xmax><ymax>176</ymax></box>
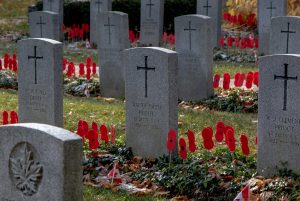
<box><xmin>18</xmin><ymin>38</ymin><xmax>63</xmax><ymax>127</ymax></box>
<box><xmin>140</xmin><ymin>0</ymin><xmax>165</xmax><ymax>46</ymax></box>
<box><xmin>175</xmin><ymin>14</ymin><xmax>214</xmax><ymax>101</ymax></box>
<box><xmin>29</xmin><ymin>11</ymin><xmax>60</xmax><ymax>41</ymax></box>
<box><xmin>258</xmin><ymin>54</ymin><xmax>300</xmax><ymax>177</ymax></box>
<box><xmin>270</xmin><ymin>16</ymin><xmax>300</xmax><ymax>54</ymax></box>
<box><xmin>98</xmin><ymin>11</ymin><xmax>130</xmax><ymax>98</ymax></box>
<box><xmin>258</xmin><ymin>0</ymin><xmax>287</xmax><ymax>55</ymax></box>
<box><xmin>43</xmin><ymin>0</ymin><xmax>64</xmax><ymax>41</ymax></box>
<box><xmin>90</xmin><ymin>0</ymin><xmax>112</xmax><ymax>47</ymax></box>
<box><xmin>197</xmin><ymin>0</ymin><xmax>222</xmax><ymax>47</ymax></box>
<box><xmin>0</xmin><ymin>123</ymin><xmax>82</xmax><ymax>201</ymax></box>
<box><xmin>124</xmin><ymin>47</ymin><xmax>178</xmax><ymax>158</ymax></box>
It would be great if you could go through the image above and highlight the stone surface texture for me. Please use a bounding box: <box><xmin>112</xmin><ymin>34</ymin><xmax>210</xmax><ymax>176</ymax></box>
<box><xmin>18</xmin><ymin>38</ymin><xmax>63</xmax><ymax>127</ymax></box>
<box><xmin>124</xmin><ymin>47</ymin><xmax>178</xmax><ymax>158</ymax></box>
<box><xmin>0</xmin><ymin>123</ymin><xmax>83</xmax><ymax>201</ymax></box>
<box><xmin>258</xmin><ymin>54</ymin><xmax>300</xmax><ymax>177</ymax></box>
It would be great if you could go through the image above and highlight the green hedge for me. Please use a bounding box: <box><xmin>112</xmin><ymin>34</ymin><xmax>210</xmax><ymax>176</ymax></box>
<box><xmin>35</xmin><ymin>0</ymin><xmax>197</xmax><ymax>32</ymax></box>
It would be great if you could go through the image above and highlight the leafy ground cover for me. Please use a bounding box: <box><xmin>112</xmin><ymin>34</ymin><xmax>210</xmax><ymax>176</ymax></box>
<box><xmin>0</xmin><ymin>88</ymin><xmax>260</xmax><ymax>200</ymax></box>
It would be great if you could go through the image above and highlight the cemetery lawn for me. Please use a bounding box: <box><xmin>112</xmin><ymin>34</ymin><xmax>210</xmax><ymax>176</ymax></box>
<box><xmin>0</xmin><ymin>0</ymin><xmax>37</xmax><ymax>34</ymax></box>
<box><xmin>0</xmin><ymin>89</ymin><xmax>258</xmax><ymax>148</ymax></box>
<box><xmin>0</xmin><ymin>41</ymin><xmax>258</xmax><ymax>76</ymax></box>
<box><xmin>0</xmin><ymin>89</ymin><xmax>259</xmax><ymax>200</ymax></box>
<box><xmin>84</xmin><ymin>186</ymin><xmax>168</xmax><ymax>201</ymax></box>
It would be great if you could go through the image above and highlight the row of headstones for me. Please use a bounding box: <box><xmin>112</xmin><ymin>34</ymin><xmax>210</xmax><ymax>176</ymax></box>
<box><xmin>259</xmin><ymin>0</ymin><xmax>300</xmax><ymax>55</ymax></box>
<box><xmin>28</xmin><ymin>0</ymin><xmax>223</xmax><ymax>47</ymax></box>
<box><xmin>98</xmin><ymin>12</ymin><xmax>214</xmax><ymax>101</ymax></box>
<box><xmin>29</xmin><ymin>0</ymin><xmax>300</xmax><ymax>56</ymax></box>
<box><xmin>4</xmin><ymin>45</ymin><xmax>300</xmax><ymax>200</ymax></box>
<box><xmin>29</xmin><ymin>0</ymin><xmax>64</xmax><ymax>41</ymax></box>
<box><xmin>258</xmin><ymin>0</ymin><xmax>300</xmax><ymax>178</ymax></box>
<box><xmin>91</xmin><ymin>0</ymin><xmax>222</xmax><ymax>47</ymax></box>
<box><xmin>3</xmin><ymin>1</ymin><xmax>300</xmax><ymax>199</ymax></box>
<box><xmin>1</xmin><ymin>0</ymin><xmax>78</xmax><ymax>198</ymax></box>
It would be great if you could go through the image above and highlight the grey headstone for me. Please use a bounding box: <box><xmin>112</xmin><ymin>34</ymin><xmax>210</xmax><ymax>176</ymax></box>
<box><xmin>258</xmin><ymin>54</ymin><xmax>300</xmax><ymax>177</ymax></box>
<box><xmin>18</xmin><ymin>38</ymin><xmax>63</xmax><ymax>127</ymax></box>
<box><xmin>175</xmin><ymin>15</ymin><xmax>214</xmax><ymax>101</ymax></box>
<box><xmin>124</xmin><ymin>47</ymin><xmax>178</xmax><ymax>158</ymax></box>
<box><xmin>90</xmin><ymin>0</ymin><xmax>112</xmax><ymax>47</ymax></box>
<box><xmin>197</xmin><ymin>0</ymin><xmax>222</xmax><ymax>47</ymax></box>
<box><xmin>140</xmin><ymin>0</ymin><xmax>164</xmax><ymax>47</ymax></box>
<box><xmin>258</xmin><ymin>0</ymin><xmax>287</xmax><ymax>55</ymax></box>
<box><xmin>98</xmin><ymin>11</ymin><xmax>130</xmax><ymax>98</ymax></box>
<box><xmin>0</xmin><ymin>123</ymin><xmax>82</xmax><ymax>201</ymax></box>
<box><xmin>270</xmin><ymin>16</ymin><xmax>300</xmax><ymax>54</ymax></box>
<box><xmin>29</xmin><ymin>11</ymin><xmax>60</xmax><ymax>41</ymax></box>
<box><xmin>43</xmin><ymin>0</ymin><xmax>64</xmax><ymax>41</ymax></box>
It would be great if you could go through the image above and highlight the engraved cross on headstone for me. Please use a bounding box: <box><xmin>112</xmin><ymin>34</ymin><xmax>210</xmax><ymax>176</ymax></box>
<box><xmin>281</xmin><ymin>22</ymin><xmax>296</xmax><ymax>54</ymax></box>
<box><xmin>146</xmin><ymin>0</ymin><xmax>155</xmax><ymax>18</ymax></box>
<box><xmin>203</xmin><ymin>0</ymin><xmax>212</xmax><ymax>16</ymax></box>
<box><xmin>28</xmin><ymin>46</ymin><xmax>43</xmax><ymax>84</ymax></box>
<box><xmin>137</xmin><ymin>56</ymin><xmax>156</xmax><ymax>98</ymax></box>
<box><xmin>184</xmin><ymin>21</ymin><xmax>196</xmax><ymax>51</ymax></box>
<box><xmin>95</xmin><ymin>0</ymin><xmax>103</xmax><ymax>12</ymax></box>
<box><xmin>104</xmin><ymin>17</ymin><xmax>115</xmax><ymax>45</ymax></box>
<box><xmin>266</xmin><ymin>1</ymin><xmax>277</xmax><ymax>18</ymax></box>
<box><xmin>274</xmin><ymin>63</ymin><xmax>297</xmax><ymax>111</ymax></box>
<box><xmin>36</xmin><ymin>16</ymin><xmax>46</xmax><ymax>38</ymax></box>
<box><xmin>48</xmin><ymin>0</ymin><xmax>54</xmax><ymax>11</ymax></box>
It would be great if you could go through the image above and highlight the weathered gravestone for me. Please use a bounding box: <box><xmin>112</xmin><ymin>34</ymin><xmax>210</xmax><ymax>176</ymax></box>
<box><xmin>270</xmin><ymin>16</ymin><xmax>300</xmax><ymax>54</ymax></box>
<box><xmin>90</xmin><ymin>0</ymin><xmax>112</xmax><ymax>47</ymax></box>
<box><xmin>124</xmin><ymin>47</ymin><xmax>178</xmax><ymax>158</ymax></box>
<box><xmin>175</xmin><ymin>15</ymin><xmax>214</xmax><ymax>101</ymax></box>
<box><xmin>258</xmin><ymin>0</ymin><xmax>287</xmax><ymax>55</ymax></box>
<box><xmin>43</xmin><ymin>0</ymin><xmax>64</xmax><ymax>40</ymax></box>
<box><xmin>0</xmin><ymin>123</ymin><xmax>82</xmax><ymax>201</ymax></box>
<box><xmin>196</xmin><ymin>0</ymin><xmax>222</xmax><ymax>47</ymax></box>
<box><xmin>258</xmin><ymin>54</ymin><xmax>300</xmax><ymax>177</ymax></box>
<box><xmin>18</xmin><ymin>38</ymin><xmax>63</xmax><ymax>127</ymax></box>
<box><xmin>140</xmin><ymin>0</ymin><xmax>164</xmax><ymax>46</ymax></box>
<box><xmin>98</xmin><ymin>11</ymin><xmax>129</xmax><ymax>98</ymax></box>
<box><xmin>29</xmin><ymin>11</ymin><xmax>60</xmax><ymax>41</ymax></box>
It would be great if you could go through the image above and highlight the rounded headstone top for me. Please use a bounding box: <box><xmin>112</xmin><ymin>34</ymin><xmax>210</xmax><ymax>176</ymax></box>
<box><xmin>124</xmin><ymin>47</ymin><xmax>177</xmax><ymax>54</ymax></box>
<box><xmin>19</xmin><ymin>38</ymin><xmax>62</xmax><ymax>45</ymax></box>
<box><xmin>0</xmin><ymin>123</ymin><xmax>81</xmax><ymax>142</ymax></box>
<box><xmin>30</xmin><ymin>11</ymin><xmax>58</xmax><ymax>15</ymax></box>
<box><xmin>176</xmin><ymin>14</ymin><xmax>212</xmax><ymax>20</ymax></box>
<box><xmin>103</xmin><ymin>11</ymin><xmax>128</xmax><ymax>16</ymax></box>
<box><xmin>260</xmin><ymin>54</ymin><xmax>300</xmax><ymax>60</ymax></box>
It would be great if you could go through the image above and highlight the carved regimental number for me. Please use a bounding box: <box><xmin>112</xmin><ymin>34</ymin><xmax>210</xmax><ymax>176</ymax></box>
<box><xmin>9</xmin><ymin>142</ymin><xmax>43</xmax><ymax>196</ymax></box>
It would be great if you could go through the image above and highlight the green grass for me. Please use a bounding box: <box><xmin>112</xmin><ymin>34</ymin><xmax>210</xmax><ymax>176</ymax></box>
<box><xmin>64</xmin><ymin>46</ymin><xmax>98</xmax><ymax>64</ymax></box>
<box><xmin>84</xmin><ymin>186</ymin><xmax>168</xmax><ymax>201</ymax></box>
<box><xmin>1</xmin><ymin>89</ymin><xmax>257</xmax><ymax>148</ymax></box>
<box><xmin>0</xmin><ymin>88</ymin><xmax>258</xmax><ymax>199</ymax></box>
<box><xmin>0</xmin><ymin>0</ymin><xmax>37</xmax><ymax>33</ymax></box>
<box><xmin>214</xmin><ymin>61</ymin><xmax>258</xmax><ymax>77</ymax></box>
